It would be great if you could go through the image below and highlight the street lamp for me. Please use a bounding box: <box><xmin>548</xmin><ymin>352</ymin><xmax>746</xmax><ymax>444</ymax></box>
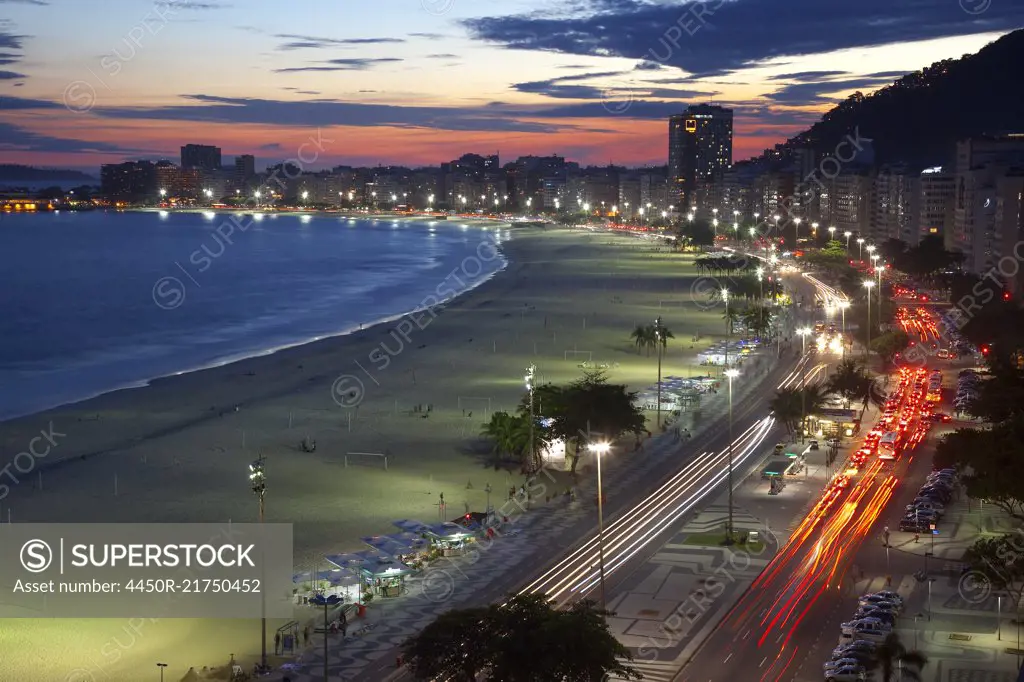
<box><xmin>748</xmin><ymin>226</ymin><xmax>756</xmax><ymax>240</ymax></box>
<box><xmin>844</xmin><ymin>231</ymin><xmax>852</xmax><ymax>250</ymax></box>
<box><xmin>756</xmin><ymin>267</ymin><xmax>765</xmax><ymax>337</ymax></box>
<box><xmin>428</xmin><ymin>193</ymin><xmax>434</xmax><ymax>210</ymax></box>
<box><xmin>863</xmin><ymin>280</ymin><xmax>875</xmax><ymax>359</ymax></box>
<box><xmin>754</xmin><ymin>212</ymin><xmax>760</xmax><ymax>224</ymax></box>
<box><xmin>249</xmin><ymin>455</ymin><xmax>268</xmax><ymax>672</ymax></box>
<box><xmin>157</xmin><ymin>663</ymin><xmax>167</xmax><ymax>682</ymax></box>
<box><xmin>654</xmin><ymin>317</ymin><xmax>667</xmax><ymax>428</ymax></box>
<box><xmin>588</xmin><ymin>441</ymin><xmax>611</xmax><ymax>609</ymax></box>
<box><xmin>310</xmin><ymin>592</ymin><xmax>342</xmax><ymax>682</ymax></box>
<box><xmin>712</xmin><ymin>217</ymin><xmax>718</xmax><ymax>238</ymax></box>
<box><xmin>828</xmin><ymin>225</ymin><xmax>836</xmax><ymax>241</ymax></box>
<box><xmin>796</xmin><ymin>328</ymin><xmax>811</xmax><ymax>442</ymax></box>
<box><xmin>838</xmin><ymin>300</ymin><xmax>850</xmax><ymax>359</ymax></box>
<box><xmin>857</xmin><ymin>237</ymin><xmax>865</xmax><ymax>260</ymax></box>
<box><xmin>719</xmin><ymin>288</ymin><xmax>734</xmax><ymax>376</ymax></box>
<box><xmin>794</xmin><ymin>217</ymin><xmax>802</xmax><ymax>242</ymax></box>
<box><xmin>724</xmin><ymin>368</ymin><xmax>740</xmax><ymax>544</ymax></box>
<box><xmin>525</xmin><ymin>365</ymin><xmax>536</xmax><ymax>473</ymax></box>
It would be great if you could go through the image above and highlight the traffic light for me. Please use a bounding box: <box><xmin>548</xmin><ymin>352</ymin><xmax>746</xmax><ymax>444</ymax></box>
<box><xmin>981</xmin><ymin>344</ymin><xmax>990</xmax><ymax>355</ymax></box>
<box><xmin>1003</xmin><ymin>291</ymin><xmax>1011</xmax><ymax>301</ymax></box>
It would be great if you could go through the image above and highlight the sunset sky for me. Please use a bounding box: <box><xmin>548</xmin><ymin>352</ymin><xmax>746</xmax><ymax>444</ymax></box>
<box><xmin>2</xmin><ymin>0</ymin><xmax>1022</xmax><ymax>173</ymax></box>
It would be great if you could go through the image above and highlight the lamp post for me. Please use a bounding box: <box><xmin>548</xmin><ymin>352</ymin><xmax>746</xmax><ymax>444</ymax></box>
<box><xmin>857</xmin><ymin>238</ymin><xmax>865</xmax><ymax>261</ymax></box>
<box><xmin>875</xmin><ymin>265</ymin><xmax>884</xmax><ymax>307</ymax></box>
<box><xmin>311</xmin><ymin>592</ymin><xmax>342</xmax><ymax>682</ymax></box>
<box><xmin>863</xmin><ymin>280</ymin><xmax>875</xmax><ymax>360</ymax></box>
<box><xmin>302</xmin><ymin>190</ymin><xmax>309</xmax><ymax>206</ymax></box>
<box><xmin>722</xmin><ymin>288</ymin><xmax>731</xmax><ymax>371</ymax></box>
<box><xmin>525</xmin><ymin>365</ymin><xmax>536</xmax><ymax>473</ymax></box>
<box><xmin>654</xmin><ymin>316</ymin><xmax>666</xmax><ymax>429</ymax></box>
<box><xmin>794</xmin><ymin>217</ymin><xmax>802</xmax><ymax>243</ymax></box>
<box><xmin>249</xmin><ymin>455</ymin><xmax>268</xmax><ymax>672</ymax></box>
<box><xmin>838</xmin><ymin>300</ymin><xmax>850</xmax><ymax>359</ymax></box>
<box><xmin>844</xmin><ymin>231</ymin><xmax>852</xmax><ymax>250</ymax></box>
<box><xmin>588</xmin><ymin>441</ymin><xmax>611</xmax><ymax>609</ymax></box>
<box><xmin>828</xmin><ymin>225</ymin><xmax>836</xmax><ymax>242</ymax></box>
<box><xmin>756</xmin><ymin>267</ymin><xmax>765</xmax><ymax>338</ymax></box>
<box><xmin>157</xmin><ymin>663</ymin><xmax>167</xmax><ymax>682</ymax></box>
<box><xmin>724</xmin><ymin>368</ymin><xmax>740</xmax><ymax>544</ymax></box>
<box><xmin>797</xmin><ymin>328</ymin><xmax>811</xmax><ymax>443</ymax></box>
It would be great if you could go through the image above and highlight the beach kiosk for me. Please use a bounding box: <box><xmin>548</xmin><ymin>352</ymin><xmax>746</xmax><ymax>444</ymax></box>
<box><xmin>424</xmin><ymin>522</ymin><xmax>474</xmax><ymax>556</ymax></box>
<box><xmin>358</xmin><ymin>555</ymin><xmax>413</xmax><ymax>598</ymax></box>
<box><xmin>292</xmin><ymin>568</ymin><xmax>361</xmax><ymax>605</ymax></box>
<box><xmin>362</xmin><ymin>533</ymin><xmax>430</xmax><ymax>569</ymax></box>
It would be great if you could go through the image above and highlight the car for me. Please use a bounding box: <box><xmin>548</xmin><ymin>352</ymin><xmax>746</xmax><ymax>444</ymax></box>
<box><xmin>871</xmin><ymin>590</ymin><xmax>905</xmax><ymax>606</ymax></box>
<box><xmin>825</xmin><ymin>658</ymin><xmax>864</xmax><ymax>671</ymax></box>
<box><xmin>928</xmin><ymin>413</ymin><xmax>953</xmax><ymax>423</ymax></box>
<box><xmin>919</xmin><ymin>488</ymin><xmax>951</xmax><ymax>503</ymax></box>
<box><xmin>855</xmin><ymin>608</ymin><xmax>896</xmax><ymax>625</ymax></box>
<box><xmin>810</xmin><ymin>440</ymin><xmax>820</xmax><ymax>450</ymax></box>
<box><xmin>848</xmin><ymin>622</ymin><xmax>892</xmax><ymax>643</ymax></box>
<box><xmin>831</xmin><ymin>648</ymin><xmax>874</xmax><ymax>664</ymax></box>
<box><xmin>857</xmin><ymin>595</ymin><xmax>901</xmax><ymax>611</ymax></box>
<box><xmin>900</xmin><ymin>519</ymin><xmax>929</xmax><ymax>532</ymax></box>
<box><xmin>926</xmin><ymin>475</ymin><xmax>956</xmax><ymax>486</ymax></box>
<box><xmin>826</xmin><ymin>665</ymin><xmax>868</xmax><ymax>681</ymax></box>
<box><xmin>833</xmin><ymin>641</ymin><xmax>876</xmax><ymax>658</ymax></box>
<box><xmin>842</xmin><ymin>617</ymin><xmax>893</xmax><ymax>634</ymax></box>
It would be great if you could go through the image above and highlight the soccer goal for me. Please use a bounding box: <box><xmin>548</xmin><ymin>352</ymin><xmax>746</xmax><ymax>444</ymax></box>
<box><xmin>457</xmin><ymin>397</ymin><xmax>492</xmax><ymax>418</ymax></box>
<box><xmin>564</xmin><ymin>350</ymin><xmax>592</xmax><ymax>362</ymax></box>
<box><xmin>345</xmin><ymin>452</ymin><xmax>388</xmax><ymax>470</ymax></box>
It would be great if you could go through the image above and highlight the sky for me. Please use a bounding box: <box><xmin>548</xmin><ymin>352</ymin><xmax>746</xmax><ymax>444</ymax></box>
<box><xmin>1</xmin><ymin>0</ymin><xmax>1022</xmax><ymax>173</ymax></box>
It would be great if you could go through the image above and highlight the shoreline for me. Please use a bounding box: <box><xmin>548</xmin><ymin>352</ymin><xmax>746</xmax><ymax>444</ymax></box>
<box><xmin>0</xmin><ymin>226</ymin><xmax>734</xmax><ymax>682</ymax></box>
<box><xmin>0</xmin><ymin>215</ymin><xmax>512</xmax><ymax>425</ymax></box>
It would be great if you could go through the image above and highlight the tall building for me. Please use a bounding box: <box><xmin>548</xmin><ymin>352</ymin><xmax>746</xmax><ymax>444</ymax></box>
<box><xmin>668</xmin><ymin>104</ymin><xmax>733</xmax><ymax>209</ymax></box>
<box><xmin>952</xmin><ymin>135</ymin><xmax>1024</xmax><ymax>273</ymax></box>
<box><xmin>917</xmin><ymin>167</ymin><xmax>955</xmax><ymax>246</ymax></box>
<box><xmin>234</xmin><ymin>154</ymin><xmax>256</xmax><ymax>188</ymax></box>
<box><xmin>870</xmin><ymin>167</ymin><xmax>916</xmax><ymax>244</ymax></box>
<box><xmin>180</xmin><ymin>144</ymin><xmax>222</xmax><ymax>171</ymax></box>
<box><xmin>100</xmin><ymin>161</ymin><xmax>157</xmax><ymax>200</ymax></box>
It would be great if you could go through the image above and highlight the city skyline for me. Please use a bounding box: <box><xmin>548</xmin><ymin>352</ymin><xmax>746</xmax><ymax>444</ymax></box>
<box><xmin>2</xmin><ymin>0</ymin><xmax>1023</xmax><ymax>172</ymax></box>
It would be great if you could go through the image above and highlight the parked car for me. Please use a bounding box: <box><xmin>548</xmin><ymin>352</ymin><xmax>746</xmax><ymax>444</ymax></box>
<box><xmin>858</xmin><ymin>595</ymin><xmax>901</xmax><ymax>612</ymax></box>
<box><xmin>900</xmin><ymin>518</ymin><xmax>930</xmax><ymax>532</ymax></box>
<box><xmin>825</xmin><ymin>658</ymin><xmax>864</xmax><ymax>671</ymax></box>
<box><xmin>855</xmin><ymin>608</ymin><xmax>895</xmax><ymax>625</ymax></box>
<box><xmin>869</xmin><ymin>590</ymin><xmax>904</xmax><ymax>606</ymax></box>
<box><xmin>832</xmin><ymin>641</ymin><xmax>876</xmax><ymax>659</ymax></box>
<box><xmin>825</xmin><ymin>664</ymin><xmax>868</xmax><ymax>681</ymax></box>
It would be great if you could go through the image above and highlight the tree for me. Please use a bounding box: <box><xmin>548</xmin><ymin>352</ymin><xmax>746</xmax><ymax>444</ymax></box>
<box><xmin>962</xmin><ymin>535</ymin><xmax>1024</xmax><ymax>613</ymax></box>
<box><xmin>742</xmin><ymin>304</ymin><xmax>775</xmax><ymax>340</ymax></box>
<box><xmin>870</xmin><ymin>330</ymin><xmax>910</xmax><ymax>369</ymax></box>
<box><xmin>934</xmin><ymin>421</ymin><xmax>1024</xmax><ymax>522</ymax></box>
<box><xmin>869</xmin><ymin>632</ymin><xmax>927</xmax><ymax>682</ymax></box>
<box><xmin>630</xmin><ymin>324</ymin><xmax>653</xmax><ymax>355</ymax></box>
<box><xmin>723</xmin><ymin>305</ymin><xmax>740</xmax><ymax>335</ymax></box>
<box><xmin>402</xmin><ymin>606</ymin><xmax>493</xmax><ymax>681</ymax></box>
<box><xmin>769</xmin><ymin>388</ymin><xmax>802</xmax><ymax>435</ymax></box>
<box><xmin>826</xmin><ymin>359</ymin><xmax>874</xmax><ymax>407</ymax></box>
<box><xmin>527</xmin><ymin>371</ymin><xmax>646</xmax><ymax>473</ymax></box>
<box><xmin>402</xmin><ymin>594</ymin><xmax>642</xmax><ymax>681</ymax></box>
<box><xmin>480</xmin><ymin>411</ymin><xmax>549</xmax><ymax>472</ymax></box>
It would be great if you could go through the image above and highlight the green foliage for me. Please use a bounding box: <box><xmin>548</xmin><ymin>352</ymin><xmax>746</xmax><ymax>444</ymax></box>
<box><xmin>962</xmin><ymin>534</ymin><xmax>1024</xmax><ymax>606</ymax></box>
<box><xmin>827</xmin><ymin>359</ymin><xmax>874</xmax><ymax>405</ymax></box>
<box><xmin>769</xmin><ymin>386</ymin><xmax>825</xmax><ymax>435</ymax></box>
<box><xmin>934</xmin><ymin>420</ymin><xmax>1024</xmax><ymax>521</ymax></box>
<box><xmin>480</xmin><ymin>411</ymin><xmax>549</xmax><ymax>472</ymax></box>
<box><xmin>869</xmin><ymin>632</ymin><xmax>927</xmax><ymax>682</ymax></box>
<box><xmin>402</xmin><ymin>594</ymin><xmax>642</xmax><ymax>681</ymax></box>
<box><xmin>630</xmin><ymin>321</ymin><xmax>674</xmax><ymax>356</ymax></box>
<box><xmin>677</xmin><ymin>217</ymin><xmax>715</xmax><ymax>247</ymax></box>
<box><xmin>526</xmin><ymin>370</ymin><xmax>646</xmax><ymax>473</ymax></box>
<box><xmin>870</xmin><ymin>330</ymin><xmax>910</xmax><ymax>369</ymax></box>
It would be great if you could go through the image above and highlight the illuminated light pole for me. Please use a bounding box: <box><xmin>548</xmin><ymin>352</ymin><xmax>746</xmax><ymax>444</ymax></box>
<box><xmin>302</xmin><ymin>190</ymin><xmax>309</xmax><ymax>206</ymax></box>
<box><xmin>639</xmin><ymin>207</ymin><xmax>645</xmax><ymax>227</ymax></box>
<box><xmin>797</xmin><ymin>327</ymin><xmax>811</xmax><ymax>443</ymax></box>
<box><xmin>159</xmin><ymin>188</ymin><xmax>167</xmax><ymax>204</ymax></box>
<box><xmin>754</xmin><ymin>212</ymin><xmax>760</xmax><ymax>225</ymax></box>
<box><xmin>857</xmin><ymin>237</ymin><xmax>865</xmax><ymax>261</ymax></box>
<box><xmin>654</xmin><ymin>317</ymin><xmax>666</xmax><ymax>429</ymax></box>
<box><xmin>311</xmin><ymin>592</ymin><xmax>342</xmax><ymax>682</ymax></box>
<box><xmin>828</xmin><ymin>225</ymin><xmax>836</xmax><ymax>241</ymax></box>
<box><xmin>812</xmin><ymin>222</ymin><xmax>820</xmax><ymax>241</ymax></box>
<box><xmin>249</xmin><ymin>455</ymin><xmax>268</xmax><ymax>672</ymax></box>
<box><xmin>722</xmin><ymin>288</ymin><xmax>731</xmax><ymax>371</ymax></box>
<box><xmin>773</xmin><ymin>214</ymin><xmax>780</xmax><ymax>242</ymax></box>
<box><xmin>863</xmin><ymin>280</ymin><xmax>876</xmax><ymax>360</ymax></box>
<box><xmin>875</xmin><ymin>265</ymin><xmax>884</xmax><ymax>303</ymax></box>
<box><xmin>157</xmin><ymin>663</ymin><xmax>167</xmax><ymax>682</ymax></box>
<box><xmin>525</xmin><ymin>365</ymin><xmax>536</xmax><ymax>472</ymax></box>
<box><xmin>756</xmin><ymin>267</ymin><xmax>765</xmax><ymax>338</ymax></box>
<box><xmin>844</xmin><ymin>230</ymin><xmax>852</xmax><ymax>251</ymax></box>
<box><xmin>589</xmin><ymin>441</ymin><xmax>611</xmax><ymax>609</ymax></box>
<box><xmin>866</xmin><ymin>244</ymin><xmax>876</xmax><ymax>267</ymax></box>
<box><xmin>724</xmin><ymin>368</ymin><xmax>740</xmax><ymax>544</ymax></box>
<box><xmin>428</xmin><ymin>193</ymin><xmax>434</xmax><ymax>211</ymax></box>
<box><xmin>748</xmin><ymin>226</ymin><xmax>756</xmax><ymax>241</ymax></box>
<box><xmin>794</xmin><ymin>217</ymin><xmax>802</xmax><ymax>243</ymax></box>
<box><xmin>838</xmin><ymin>300</ymin><xmax>850</xmax><ymax>359</ymax></box>
<box><xmin>712</xmin><ymin>217</ymin><xmax>718</xmax><ymax>239</ymax></box>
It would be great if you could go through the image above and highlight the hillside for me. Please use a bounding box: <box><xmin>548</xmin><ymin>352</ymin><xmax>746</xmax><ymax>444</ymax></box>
<box><xmin>767</xmin><ymin>29</ymin><xmax>1024</xmax><ymax>168</ymax></box>
<box><xmin>0</xmin><ymin>164</ymin><xmax>96</xmax><ymax>183</ymax></box>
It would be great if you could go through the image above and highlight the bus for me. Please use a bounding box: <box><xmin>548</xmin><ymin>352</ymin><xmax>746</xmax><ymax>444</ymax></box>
<box><xmin>878</xmin><ymin>431</ymin><xmax>901</xmax><ymax>460</ymax></box>
<box><xmin>926</xmin><ymin>373</ymin><xmax>942</xmax><ymax>402</ymax></box>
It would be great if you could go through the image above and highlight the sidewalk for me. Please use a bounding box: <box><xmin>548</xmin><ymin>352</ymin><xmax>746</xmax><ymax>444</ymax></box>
<box><xmin>273</xmin><ymin>348</ymin><xmax>788</xmax><ymax>681</ymax></box>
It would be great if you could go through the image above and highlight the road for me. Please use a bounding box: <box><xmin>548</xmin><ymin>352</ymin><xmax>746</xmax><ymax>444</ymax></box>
<box><xmin>676</xmin><ymin>316</ymin><xmax>937</xmax><ymax>682</ymax></box>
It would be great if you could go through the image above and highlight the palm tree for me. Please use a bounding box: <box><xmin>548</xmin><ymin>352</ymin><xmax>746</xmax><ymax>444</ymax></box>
<box><xmin>630</xmin><ymin>324</ymin><xmax>652</xmax><ymax>355</ymax></box>
<box><xmin>722</xmin><ymin>305</ymin><xmax>740</xmax><ymax>335</ymax></box>
<box><xmin>769</xmin><ymin>388</ymin><xmax>803</xmax><ymax>434</ymax></box>
<box><xmin>869</xmin><ymin>632</ymin><xmax>927</xmax><ymax>681</ymax></box>
<box><xmin>827</xmin><ymin>359</ymin><xmax>874</xmax><ymax>407</ymax></box>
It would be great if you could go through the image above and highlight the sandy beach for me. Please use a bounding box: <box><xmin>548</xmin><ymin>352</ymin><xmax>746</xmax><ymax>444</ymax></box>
<box><xmin>0</xmin><ymin>226</ymin><xmax>735</xmax><ymax>681</ymax></box>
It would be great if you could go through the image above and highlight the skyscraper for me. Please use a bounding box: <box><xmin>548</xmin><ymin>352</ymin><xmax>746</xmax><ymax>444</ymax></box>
<box><xmin>180</xmin><ymin>144</ymin><xmax>222</xmax><ymax>171</ymax></box>
<box><xmin>668</xmin><ymin>104</ymin><xmax>733</xmax><ymax>209</ymax></box>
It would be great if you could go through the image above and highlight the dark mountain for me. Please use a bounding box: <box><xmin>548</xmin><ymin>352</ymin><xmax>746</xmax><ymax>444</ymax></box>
<box><xmin>0</xmin><ymin>164</ymin><xmax>96</xmax><ymax>183</ymax></box>
<box><xmin>761</xmin><ymin>29</ymin><xmax>1024</xmax><ymax>169</ymax></box>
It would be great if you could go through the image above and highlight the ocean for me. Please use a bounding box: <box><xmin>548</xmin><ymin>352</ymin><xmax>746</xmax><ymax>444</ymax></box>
<box><xmin>0</xmin><ymin>210</ymin><xmax>507</xmax><ymax>421</ymax></box>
